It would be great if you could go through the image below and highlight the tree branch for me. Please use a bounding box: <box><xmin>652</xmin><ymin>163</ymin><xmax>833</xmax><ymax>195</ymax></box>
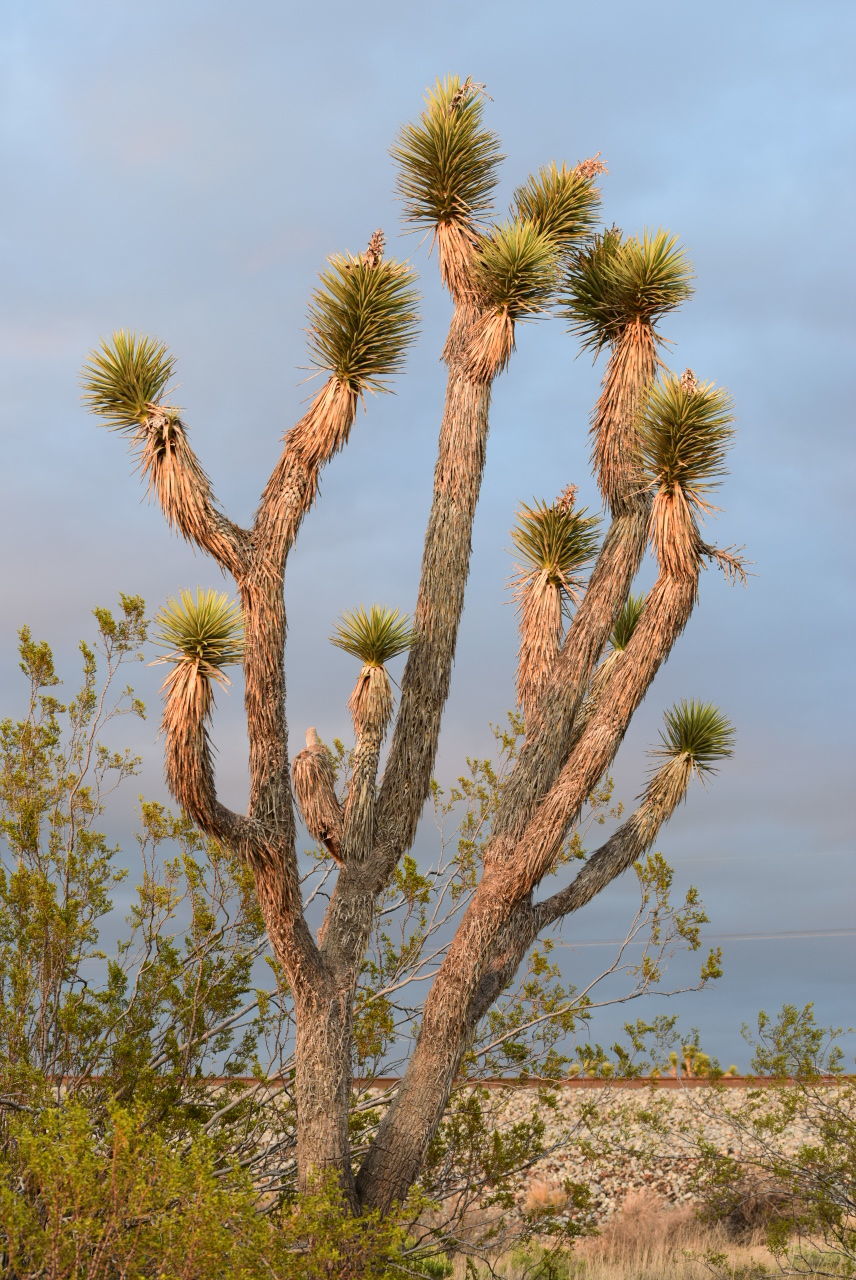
<box><xmin>374</xmin><ymin>306</ymin><xmax>493</xmax><ymax>881</ymax></box>
<box><xmin>139</xmin><ymin>410</ymin><xmax>249</xmax><ymax>577</ymax></box>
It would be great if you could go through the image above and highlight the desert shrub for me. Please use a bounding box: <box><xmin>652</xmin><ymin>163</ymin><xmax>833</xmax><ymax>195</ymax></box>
<box><xmin>696</xmin><ymin>1167</ymin><xmax>803</xmax><ymax>1243</ymax></box>
<box><xmin>0</xmin><ymin>1101</ymin><xmax>280</xmax><ymax>1280</ymax></box>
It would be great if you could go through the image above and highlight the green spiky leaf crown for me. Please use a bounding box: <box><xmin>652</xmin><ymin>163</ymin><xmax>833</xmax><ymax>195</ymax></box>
<box><xmin>330</xmin><ymin>605</ymin><xmax>414</xmax><ymax>667</ymax></box>
<box><xmin>654</xmin><ymin>700</ymin><xmax>735</xmax><ymax>774</ymax></box>
<box><xmin>473</xmin><ymin>220</ymin><xmax>560</xmax><ymax>317</ymax></box>
<box><xmin>155</xmin><ymin>589</ymin><xmax>244</xmax><ymax>675</ymax></box>
<box><xmin>81</xmin><ymin>330</ymin><xmax>176</xmax><ymax>432</ymax></box>
<box><xmin>640</xmin><ymin>375</ymin><xmax>734</xmax><ymax>502</ymax></box>
<box><xmin>392</xmin><ymin>75</ymin><xmax>504</xmax><ymax>230</ymax></box>
<box><xmin>560</xmin><ymin>229</ymin><xmax>694</xmax><ymax>351</ymax></box>
<box><xmin>307</xmin><ymin>256</ymin><xmax>420</xmax><ymax>393</ymax></box>
<box><xmin>609</xmin><ymin>594</ymin><xmax>645</xmax><ymax>651</ymax></box>
<box><xmin>511</xmin><ymin>501</ymin><xmax>601</xmax><ymax>585</ymax></box>
<box><xmin>511</xmin><ymin>162</ymin><xmax>603</xmax><ymax>253</ymax></box>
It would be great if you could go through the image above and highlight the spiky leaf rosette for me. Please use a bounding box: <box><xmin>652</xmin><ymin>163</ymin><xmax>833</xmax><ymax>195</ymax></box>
<box><xmin>639</xmin><ymin>700</ymin><xmax>735</xmax><ymax>839</ymax></box>
<box><xmin>330</xmin><ymin>605</ymin><xmax>414</xmax><ymax>665</ymax></box>
<box><xmin>81</xmin><ymin>330</ymin><xmax>176</xmax><ymax>432</ymax></box>
<box><xmin>641</xmin><ymin>375</ymin><xmax>734</xmax><ymax>502</ymax></box>
<box><xmin>560</xmin><ymin>229</ymin><xmax>693</xmax><ymax>353</ymax></box>
<box><xmin>307</xmin><ymin>255</ymin><xmax>420</xmax><ymax>394</ymax></box>
<box><xmin>464</xmin><ymin>220</ymin><xmax>560</xmax><ymax>381</ymax></box>
<box><xmin>511</xmin><ymin>501</ymin><xmax>601</xmax><ymax>598</ymax></box>
<box><xmin>609</xmin><ymin>593</ymin><xmax>646</xmax><ymax>652</ymax></box>
<box><xmin>641</xmin><ymin>374</ymin><xmax>735</xmax><ymax>576</ymax></box>
<box><xmin>392</xmin><ymin>74</ymin><xmax>503</xmax><ymax>297</ymax></box>
<box><xmin>331</xmin><ymin>606</ymin><xmax>414</xmax><ymax>736</ymax></box>
<box><xmin>656</xmin><ymin>700</ymin><xmax>736</xmax><ymax>775</ymax></box>
<box><xmin>155</xmin><ymin>589</ymin><xmax>244</xmax><ymax>686</ymax></box>
<box><xmin>290</xmin><ymin>255</ymin><xmax>419</xmax><ymax>470</ymax></box>
<box><xmin>473</xmin><ymin>220</ymin><xmax>560</xmax><ymax>318</ymax></box>
<box><xmin>588</xmin><ymin>593</ymin><xmax>647</xmax><ymax>701</ymax></box>
<box><xmin>511</xmin><ymin>161</ymin><xmax>604</xmax><ymax>255</ymax></box>
<box><xmin>511</xmin><ymin>501</ymin><xmax>601</xmax><ymax>720</ymax></box>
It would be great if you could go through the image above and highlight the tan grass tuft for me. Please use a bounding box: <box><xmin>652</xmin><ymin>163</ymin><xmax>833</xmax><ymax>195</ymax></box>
<box><xmin>523</xmin><ymin>1179</ymin><xmax>569</xmax><ymax>1215</ymax></box>
<box><xmin>580</xmin><ymin>1190</ymin><xmax>700</xmax><ymax>1259</ymax></box>
<box><xmin>291</xmin><ymin>727</ymin><xmax>344</xmax><ymax>865</ymax></box>
<box><xmin>463</xmin><ymin>307</ymin><xmax>515</xmax><ymax>382</ymax></box>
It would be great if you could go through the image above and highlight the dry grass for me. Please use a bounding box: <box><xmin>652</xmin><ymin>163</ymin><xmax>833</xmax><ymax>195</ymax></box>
<box><xmin>478</xmin><ymin>1192</ymin><xmax>781</xmax><ymax>1280</ymax></box>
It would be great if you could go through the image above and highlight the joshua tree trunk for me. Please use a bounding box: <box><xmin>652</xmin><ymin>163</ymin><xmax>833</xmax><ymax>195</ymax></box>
<box><xmin>84</xmin><ymin>75</ymin><xmax>742</xmax><ymax>1217</ymax></box>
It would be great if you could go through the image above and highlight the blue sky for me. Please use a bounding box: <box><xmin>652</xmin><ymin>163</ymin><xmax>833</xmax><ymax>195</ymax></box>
<box><xmin>2</xmin><ymin>0</ymin><xmax>854</xmax><ymax>1066</ymax></box>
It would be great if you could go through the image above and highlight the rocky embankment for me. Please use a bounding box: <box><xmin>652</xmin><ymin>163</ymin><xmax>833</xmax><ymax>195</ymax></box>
<box><xmin>359</xmin><ymin>1078</ymin><xmax>848</xmax><ymax>1223</ymax></box>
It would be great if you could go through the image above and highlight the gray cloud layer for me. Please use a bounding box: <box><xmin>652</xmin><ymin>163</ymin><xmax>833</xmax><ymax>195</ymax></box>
<box><xmin>2</xmin><ymin>0</ymin><xmax>854</xmax><ymax>1065</ymax></box>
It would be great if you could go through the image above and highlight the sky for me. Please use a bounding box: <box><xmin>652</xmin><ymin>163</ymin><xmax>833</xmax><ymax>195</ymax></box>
<box><xmin>1</xmin><ymin>0</ymin><xmax>854</xmax><ymax>1068</ymax></box>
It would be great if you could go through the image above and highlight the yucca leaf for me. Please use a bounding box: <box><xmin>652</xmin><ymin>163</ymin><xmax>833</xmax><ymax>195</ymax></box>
<box><xmin>609</xmin><ymin>594</ymin><xmax>645</xmax><ymax>651</ymax></box>
<box><xmin>154</xmin><ymin>589</ymin><xmax>244</xmax><ymax>675</ymax></box>
<box><xmin>653</xmin><ymin>700</ymin><xmax>736</xmax><ymax>775</ymax></box>
<box><xmin>512</xmin><ymin>501</ymin><xmax>601</xmax><ymax>586</ymax></box>
<box><xmin>307</xmin><ymin>256</ymin><xmax>420</xmax><ymax>394</ymax></box>
<box><xmin>392</xmin><ymin>74</ymin><xmax>503</xmax><ymax>230</ymax></box>
<box><xmin>81</xmin><ymin>330</ymin><xmax>175</xmax><ymax>431</ymax></box>
<box><xmin>511</xmin><ymin>162</ymin><xmax>603</xmax><ymax>253</ymax></box>
<box><xmin>560</xmin><ymin>229</ymin><xmax>693</xmax><ymax>351</ymax></box>
<box><xmin>640</xmin><ymin>375</ymin><xmax>734</xmax><ymax>504</ymax></box>
<box><xmin>330</xmin><ymin>605</ymin><xmax>414</xmax><ymax>667</ymax></box>
<box><xmin>473</xmin><ymin>220</ymin><xmax>560</xmax><ymax>317</ymax></box>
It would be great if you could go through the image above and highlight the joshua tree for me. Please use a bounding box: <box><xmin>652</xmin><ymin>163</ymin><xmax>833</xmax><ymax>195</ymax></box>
<box><xmin>81</xmin><ymin>76</ymin><xmax>743</xmax><ymax>1215</ymax></box>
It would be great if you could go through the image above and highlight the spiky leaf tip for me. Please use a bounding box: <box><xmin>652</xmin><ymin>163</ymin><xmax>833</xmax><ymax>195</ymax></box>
<box><xmin>511</xmin><ymin>501</ymin><xmax>601</xmax><ymax>584</ymax></box>
<box><xmin>392</xmin><ymin>74</ymin><xmax>503</xmax><ymax>230</ymax></box>
<box><xmin>654</xmin><ymin>700</ymin><xmax>735</xmax><ymax>775</ymax></box>
<box><xmin>330</xmin><ymin>605</ymin><xmax>414</xmax><ymax>667</ymax></box>
<box><xmin>511</xmin><ymin>161</ymin><xmax>603</xmax><ymax>253</ymax></box>
<box><xmin>81</xmin><ymin>330</ymin><xmax>176</xmax><ymax>432</ymax></box>
<box><xmin>307</xmin><ymin>256</ymin><xmax>420</xmax><ymax>394</ymax></box>
<box><xmin>155</xmin><ymin>589</ymin><xmax>244</xmax><ymax>674</ymax></box>
<box><xmin>640</xmin><ymin>375</ymin><xmax>734</xmax><ymax>503</ymax></box>
<box><xmin>560</xmin><ymin>229</ymin><xmax>693</xmax><ymax>351</ymax></box>
<box><xmin>609</xmin><ymin>593</ymin><xmax>645</xmax><ymax>651</ymax></box>
<box><xmin>473</xmin><ymin>220</ymin><xmax>560</xmax><ymax>318</ymax></box>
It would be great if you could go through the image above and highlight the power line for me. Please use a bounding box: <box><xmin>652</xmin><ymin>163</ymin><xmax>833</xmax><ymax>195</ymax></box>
<box><xmin>558</xmin><ymin>928</ymin><xmax>856</xmax><ymax>948</ymax></box>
